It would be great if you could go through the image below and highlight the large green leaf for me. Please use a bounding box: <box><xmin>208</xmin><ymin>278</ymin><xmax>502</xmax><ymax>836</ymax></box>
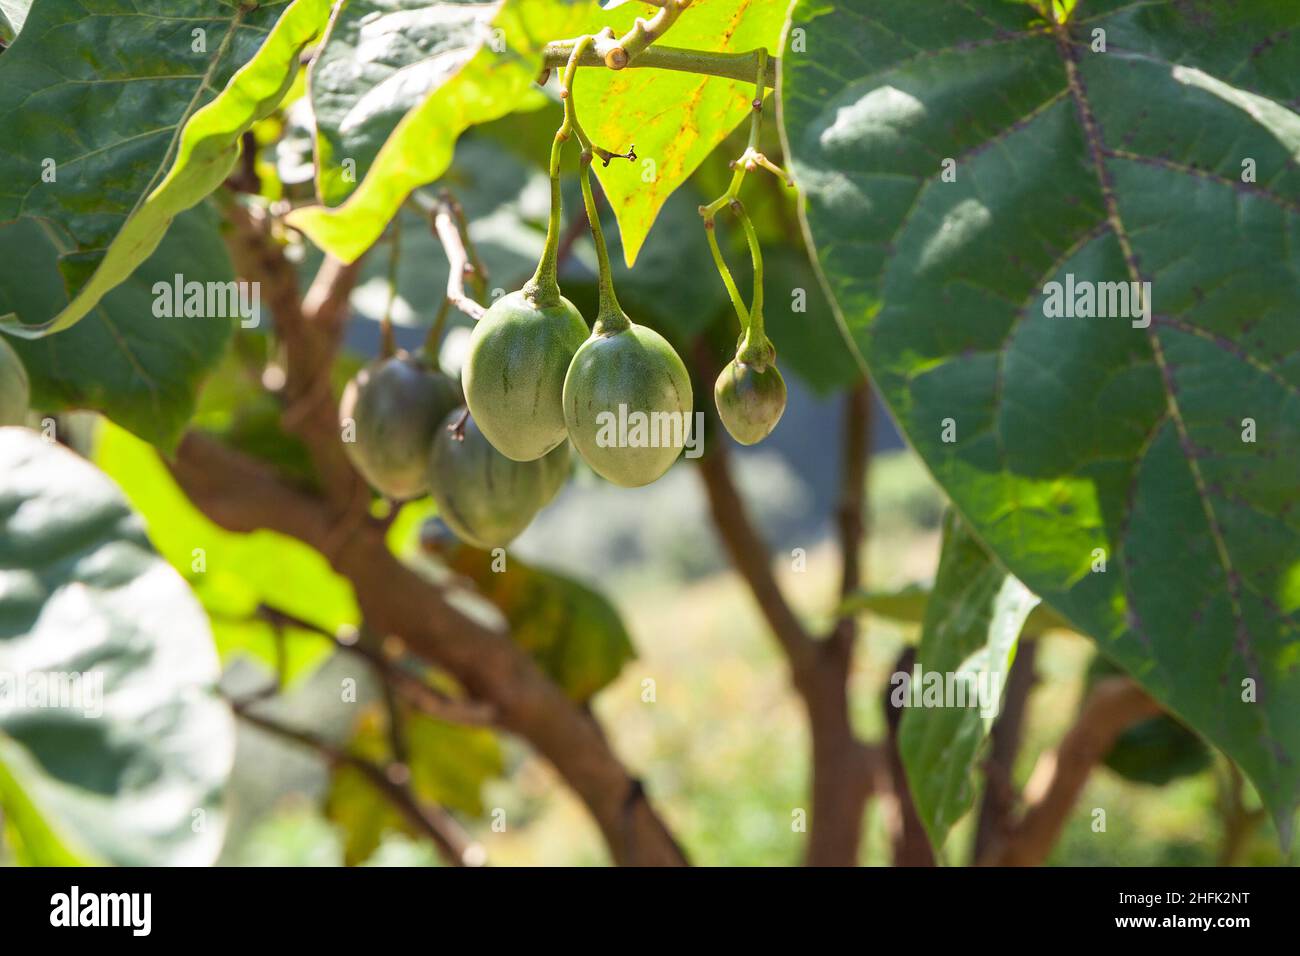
<box><xmin>0</xmin><ymin>0</ymin><xmax>331</xmax><ymax>337</ymax></box>
<box><xmin>1</xmin><ymin>205</ymin><xmax>234</xmax><ymax>451</ymax></box>
<box><xmin>0</xmin><ymin>427</ymin><xmax>234</xmax><ymax>865</ymax></box>
<box><xmin>289</xmin><ymin>0</ymin><xmax>589</xmax><ymax>261</ymax></box>
<box><xmin>581</xmin><ymin>0</ymin><xmax>786</xmax><ymax>266</ymax></box>
<box><xmin>311</xmin><ymin>0</ymin><xmax>510</xmax><ymax>207</ymax></box>
<box><xmin>95</xmin><ymin>420</ymin><xmax>347</xmax><ymax>686</ymax></box>
<box><xmin>897</xmin><ymin>510</ymin><xmax>1040</xmax><ymax>854</ymax></box>
<box><xmin>783</xmin><ymin>0</ymin><xmax>1300</xmax><ymax>838</ymax></box>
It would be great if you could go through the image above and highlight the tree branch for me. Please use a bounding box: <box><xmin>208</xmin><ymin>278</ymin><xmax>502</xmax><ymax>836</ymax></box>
<box><xmin>170</xmin><ymin>432</ymin><xmax>687</xmax><ymax>866</ymax></box>
<box><xmin>694</xmin><ymin>358</ymin><xmax>880</xmax><ymax>865</ymax></box>
<box><xmin>882</xmin><ymin>647</ymin><xmax>935</xmax><ymax>866</ymax></box>
<box><xmin>981</xmin><ymin>676</ymin><xmax>1161</xmax><ymax>865</ymax></box>
<box><xmin>254</xmin><ymin>604</ymin><xmax>497</xmax><ymax>727</ymax></box>
<box><xmin>230</xmin><ymin>700</ymin><xmax>482</xmax><ymax>867</ymax></box>
<box><xmin>428</xmin><ymin>195</ymin><xmax>486</xmax><ymax>321</ymax></box>
<box><xmin>972</xmin><ymin>639</ymin><xmax>1038</xmax><ymax>861</ymax></box>
<box><xmin>541</xmin><ymin>41</ymin><xmax>777</xmax><ymax>87</ymax></box>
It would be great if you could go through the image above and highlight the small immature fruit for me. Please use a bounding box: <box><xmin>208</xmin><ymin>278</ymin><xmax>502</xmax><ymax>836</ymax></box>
<box><xmin>339</xmin><ymin>351</ymin><xmax>462</xmax><ymax>500</ymax></box>
<box><xmin>0</xmin><ymin>336</ymin><xmax>30</xmax><ymax>426</ymax></box>
<box><xmin>563</xmin><ymin>322</ymin><xmax>693</xmax><ymax>487</ymax></box>
<box><xmin>715</xmin><ymin>356</ymin><xmax>786</xmax><ymax>445</ymax></box>
<box><xmin>427</xmin><ymin>410</ymin><xmax>570</xmax><ymax>549</ymax></box>
<box><xmin>462</xmin><ymin>289</ymin><xmax>588</xmax><ymax>461</ymax></box>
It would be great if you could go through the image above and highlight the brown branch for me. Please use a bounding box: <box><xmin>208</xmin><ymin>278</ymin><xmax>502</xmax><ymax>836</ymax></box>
<box><xmin>430</xmin><ymin>197</ymin><xmax>486</xmax><ymax>321</ymax></box>
<box><xmin>541</xmin><ymin>40</ymin><xmax>777</xmax><ymax>87</ymax></box>
<box><xmin>972</xmin><ymin>639</ymin><xmax>1039</xmax><ymax>861</ymax></box>
<box><xmin>694</xmin><ymin>352</ymin><xmax>880</xmax><ymax>865</ymax></box>
<box><xmin>1217</xmin><ymin>762</ymin><xmax>1266</xmax><ymax>866</ymax></box>
<box><xmin>230</xmin><ymin>700</ymin><xmax>481</xmax><ymax>867</ymax></box>
<box><xmin>254</xmin><ymin>604</ymin><xmax>497</xmax><ymax>727</ymax></box>
<box><xmin>981</xmin><ymin>676</ymin><xmax>1161</xmax><ymax>865</ymax></box>
<box><xmin>170</xmin><ymin>432</ymin><xmax>686</xmax><ymax>865</ymax></box>
<box><xmin>881</xmin><ymin>647</ymin><xmax>935</xmax><ymax>866</ymax></box>
<box><xmin>602</xmin><ymin>0</ymin><xmax>689</xmax><ymax>70</ymax></box>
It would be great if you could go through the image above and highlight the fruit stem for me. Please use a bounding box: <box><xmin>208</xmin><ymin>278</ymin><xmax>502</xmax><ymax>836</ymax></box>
<box><xmin>703</xmin><ymin>217</ymin><xmax>749</xmax><ymax>330</ymax></box>
<box><xmin>733</xmin><ymin>199</ymin><xmax>765</xmax><ymax>338</ymax></box>
<box><xmin>562</xmin><ymin>38</ymin><xmax>630</xmax><ymax>334</ymax></box>
<box><xmin>378</xmin><ymin>217</ymin><xmax>401</xmax><ymax>358</ymax></box>
<box><xmin>424</xmin><ymin>296</ymin><xmax>451</xmax><ymax>368</ymax></box>
<box><xmin>526</xmin><ymin>37</ymin><xmax>593</xmax><ymax>307</ymax></box>
<box><xmin>578</xmin><ymin>153</ymin><xmax>629</xmax><ymax>332</ymax></box>
<box><xmin>699</xmin><ymin>51</ymin><xmax>781</xmax><ymax>350</ymax></box>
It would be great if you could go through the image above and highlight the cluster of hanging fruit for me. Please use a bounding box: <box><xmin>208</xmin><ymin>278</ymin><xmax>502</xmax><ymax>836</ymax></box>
<box><xmin>338</xmin><ymin>37</ymin><xmax>786</xmax><ymax>551</ymax></box>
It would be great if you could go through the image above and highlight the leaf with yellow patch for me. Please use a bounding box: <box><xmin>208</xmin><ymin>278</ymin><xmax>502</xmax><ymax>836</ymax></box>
<box><xmin>580</xmin><ymin>0</ymin><xmax>785</xmax><ymax>266</ymax></box>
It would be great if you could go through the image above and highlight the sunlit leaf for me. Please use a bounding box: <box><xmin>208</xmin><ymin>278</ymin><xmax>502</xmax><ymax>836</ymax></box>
<box><xmin>288</xmin><ymin>0</ymin><xmax>590</xmax><ymax>261</ymax></box>
<box><xmin>897</xmin><ymin>511</ymin><xmax>1040</xmax><ymax>853</ymax></box>
<box><xmin>0</xmin><ymin>0</ymin><xmax>332</xmax><ymax>337</ymax></box>
<box><xmin>95</xmin><ymin>420</ymin><xmax>345</xmax><ymax>685</ymax></box>
<box><xmin>785</xmin><ymin>0</ymin><xmax>1300</xmax><ymax>839</ymax></box>
<box><xmin>2</xmin><ymin>205</ymin><xmax>233</xmax><ymax>451</ymax></box>
<box><xmin>581</xmin><ymin>0</ymin><xmax>786</xmax><ymax>266</ymax></box>
<box><xmin>0</xmin><ymin>427</ymin><xmax>233</xmax><ymax>865</ymax></box>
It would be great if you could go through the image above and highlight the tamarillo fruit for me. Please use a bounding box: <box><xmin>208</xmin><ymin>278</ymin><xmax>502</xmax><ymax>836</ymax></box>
<box><xmin>562</xmin><ymin>321</ymin><xmax>693</xmax><ymax>488</ymax></box>
<box><xmin>462</xmin><ymin>289</ymin><xmax>588</xmax><ymax>461</ymax></box>
<box><xmin>338</xmin><ymin>350</ymin><xmax>462</xmax><ymax>500</ymax></box>
<box><xmin>714</xmin><ymin>348</ymin><xmax>786</xmax><ymax>446</ymax></box>
<box><xmin>427</xmin><ymin>409</ymin><xmax>570</xmax><ymax>549</ymax></box>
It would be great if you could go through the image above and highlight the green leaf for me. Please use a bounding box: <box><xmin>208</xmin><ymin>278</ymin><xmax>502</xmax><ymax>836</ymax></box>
<box><xmin>311</xmin><ymin>0</ymin><xmax>512</xmax><ymax>207</ymax></box>
<box><xmin>841</xmin><ymin>583</ymin><xmax>1069</xmax><ymax>637</ymax></box>
<box><xmin>1</xmin><ymin>205</ymin><xmax>234</xmax><ymax>451</ymax></box>
<box><xmin>784</xmin><ymin>0</ymin><xmax>1300</xmax><ymax>839</ymax></box>
<box><xmin>95</xmin><ymin>420</ymin><xmax>346</xmax><ymax>686</ymax></box>
<box><xmin>582</xmin><ymin>0</ymin><xmax>787</xmax><ymax>266</ymax></box>
<box><xmin>0</xmin><ymin>0</ymin><xmax>331</xmax><ymax>337</ymax></box>
<box><xmin>0</xmin><ymin>427</ymin><xmax>234</xmax><ymax>865</ymax></box>
<box><xmin>437</xmin><ymin>541</ymin><xmax>635</xmax><ymax>701</ymax></box>
<box><xmin>897</xmin><ymin>511</ymin><xmax>1040</xmax><ymax>854</ymax></box>
<box><xmin>289</xmin><ymin>0</ymin><xmax>589</xmax><ymax>261</ymax></box>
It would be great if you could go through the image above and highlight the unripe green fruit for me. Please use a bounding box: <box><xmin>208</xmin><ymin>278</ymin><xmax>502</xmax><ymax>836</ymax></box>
<box><xmin>715</xmin><ymin>357</ymin><xmax>786</xmax><ymax>445</ymax></box>
<box><xmin>462</xmin><ymin>289</ymin><xmax>588</xmax><ymax>462</ymax></box>
<box><xmin>339</xmin><ymin>351</ymin><xmax>462</xmax><ymax>500</ymax></box>
<box><xmin>0</xmin><ymin>336</ymin><xmax>30</xmax><ymax>427</ymax></box>
<box><xmin>427</xmin><ymin>410</ymin><xmax>570</xmax><ymax>549</ymax></box>
<box><xmin>562</xmin><ymin>322</ymin><xmax>693</xmax><ymax>487</ymax></box>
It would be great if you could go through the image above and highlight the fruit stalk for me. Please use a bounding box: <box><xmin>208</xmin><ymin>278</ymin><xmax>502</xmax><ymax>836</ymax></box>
<box><xmin>563</xmin><ymin>43</ymin><xmax>629</xmax><ymax>335</ymax></box>
<box><xmin>527</xmin><ymin>37</ymin><xmax>594</xmax><ymax>306</ymax></box>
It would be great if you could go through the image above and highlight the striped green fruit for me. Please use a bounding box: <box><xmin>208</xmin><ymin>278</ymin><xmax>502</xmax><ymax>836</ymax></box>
<box><xmin>715</xmin><ymin>356</ymin><xmax>786</xmax><ymax>445</ymax></box>
<box><xmin>0</xmin><ymin>336</ymin><xmax>30</xmax><ymax>426</ymax></box>
<box><xmin>339</xmin><ymin>351</ymin><xmax>462</xmax><ymax>500</ymax></box>
<box><xmin>462</xmin><ymin>289</ymin><xmax>588</xmax><ymax>461</ymax></box>
<box><xmin>562</xmin><ymin>322</ymin><xmax>693</xmax><ymax>487</ymax></box>
<box><xmin>427</xmin><ymin>410</ymin><xmax>570</xmax><ymax>549</ymax></box>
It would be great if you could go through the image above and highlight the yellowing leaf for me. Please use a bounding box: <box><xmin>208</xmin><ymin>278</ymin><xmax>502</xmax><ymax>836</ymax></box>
<box><xmin>581</xmin><ymin>0</ymin><xmax>786</xmax><ymax>266</ymax></box>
